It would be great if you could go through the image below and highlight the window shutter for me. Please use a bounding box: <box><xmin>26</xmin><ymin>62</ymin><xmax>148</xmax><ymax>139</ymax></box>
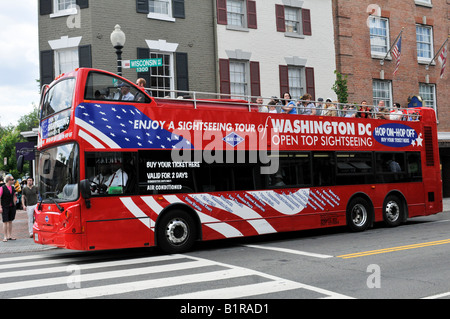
<box><xmin>250</xmin><ymin>61</ymin><xmax>261</xmax><ymax>98</ymax></box>
<box><xmin>247</xmin><ymin>0</ymin><xmax>257</xmax><ymax>29</ymax></box>
<box><xmin>176</xmin><ymin>52</ymin><xmax>189</xmax><ymax>94</ymax></box>
<box><xmin>40</xmin><ymin>0</ymin><xmax>53</xmax><ymax>15</ymax></box>
<box><xmin>76</xmin><ymin>0</ymin><xmax>89</xmax><ymax>9</ymax></box>
<box><xmin>219</xmin><ymin>59</ymin><xmax>230</xmax><ymax>95</ymax></box>
<box><xmin>302</xmin><ymin>8</ymin><xmax>312</xmax><ymax>35</ymax></box>
<box><xmin>78</xmin><ymin>45</ymin><xmax>92</xmax><ymax>68</ymax></box>
<box><xmin>137</xmin><ymin>48</ymin><xmax>150</xmax><ymax>87</ymax></box>
<box><xmin>40</xmin><ymin>50</ymin><xmax>54</xmax><ymax>86</ymax></box>
<box><xmin>137</xmin><ymin>0</ymin><xmax>149</xmax><ymax>13</ymax></box>
<box><xmin>279</xmin><ymin>65</ymin><xmax>289</xmax><ymax>97</ymax></box>
<box><xmin>217</xmin><ymin>0</ymin><xmax>227</xmax><ymax>25</ymax></box>
<box><xmin>275</xmin><ymin>4</ymin><xmax>285</xmax><ymax>32</ymax></box>
<box><xmin>305</xmin><ymin>67</ymin><xmax>315</xmax><ymax>100</ymax></box>
<box><xmin>173</xmin><ymin>0</ymin><xmax>185</xmax><ymax>18</ymax></box>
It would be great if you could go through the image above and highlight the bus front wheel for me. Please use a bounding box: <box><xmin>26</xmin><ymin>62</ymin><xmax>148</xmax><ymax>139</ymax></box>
<box><xmin>346</xmin><ymin>197</ymin><xmax>372</xmax><ymax>232</ymax></box>
<box><xmin>157</xmin><ymin>210</ymin><xmax>197</xmax><ymax>254</ymax></box>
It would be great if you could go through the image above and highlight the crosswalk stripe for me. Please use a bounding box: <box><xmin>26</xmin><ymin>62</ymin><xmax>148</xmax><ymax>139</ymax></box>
<box><xmin>3</xmin><ymin>253</ymin><xmax>351</xmax><ymax>299</ymax></box>
<box><xmin>16</xmin><ymin>268</ymin><xmax>250</xmax><ymax>299</ymax></box>
<box><xmin>0</xmin><ymin>254</ymin><xmax>183</xmax><ymax>279</ymax></box>
<box><xmin>1</xmin><ymin>259</ymin><xmax>216</xmax><ymax>293</ymax></box>
<box><xmin>162</xmin><ymin>280</ymin><xmax>305</xmax><ymax>299</ymax></box>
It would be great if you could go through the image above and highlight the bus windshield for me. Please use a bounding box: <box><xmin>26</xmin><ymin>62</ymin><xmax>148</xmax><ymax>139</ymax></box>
<box><xmin>38</xmin><ymin>143</ymin><xmax>79</xmax><ymax>202</ymax></box>
<box><xmin>41</xmin><ymin>78</ymin><xmax>76</xmax><ymax>119</ymax></box>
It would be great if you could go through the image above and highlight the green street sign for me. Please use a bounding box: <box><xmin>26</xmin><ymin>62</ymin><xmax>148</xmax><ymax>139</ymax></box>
<box><xmin>122</xmin><ymin>58</ymin><xmax>162</xmax><ymax>72</ymax></box>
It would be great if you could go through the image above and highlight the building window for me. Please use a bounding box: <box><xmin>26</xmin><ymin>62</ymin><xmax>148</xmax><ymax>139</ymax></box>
<box><xmin>55</xmin><ymin>47</ymin><xmax>79</xmax><ymax>75</ymax></box>
<box><xmin>230</xmin><ymin>60</ymin><xmax>248</xmax><ymax>99</ymax></box>
<box><xmin>416</xmin><ymin>25</ymin><xmax>433</xmax><ymax>62</ymax></box>
<box><xmin>288</xmin><ymin>67</ymin><xmax>305</xmax><ymax>100</ymax></box>
<box><xmin>149</xmin><ymin>52</ymin><xmax>174</xmax><ymax>97</ymax></box>
<box><xmin>419</xmin><ymin>83</ymin><xmax>436</xmax><ymax>112</ymax></box>
<box><xmin>150</xmin><ymin>0</ymin><xmax>169</xmax><ymax>15</ymax></box>
<box><xmin>50</xmin><ymin>0</ymin><xmax>77</xmax><ymax>17</ymax></box>
<box><xmin>373</xmin><ymin>80</ymin><xmax>392</xmax><ymax>107</ymax></box>
<box><xmin>369</xmin><ymin>16</ymin><xmax>390</xmax><ymax>56</ymax></box>
<box><xmin>285</xmin><ymin>7</ymin><xmax>301</xmax><ymax>34</ymax></box>
<box><xmin>227</xmin><ymin>0</ymin><xmax>246</xmax><ymax>27</ymax></box>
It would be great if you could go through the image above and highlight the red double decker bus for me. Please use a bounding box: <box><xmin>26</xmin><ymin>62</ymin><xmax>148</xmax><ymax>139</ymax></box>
<box><xmin>29</xmin><ymin>68</ymin><xmax>442</xmax><ymax>253</ymax></box>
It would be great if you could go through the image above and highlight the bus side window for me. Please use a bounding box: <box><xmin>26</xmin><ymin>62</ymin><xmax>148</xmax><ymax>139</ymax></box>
<box><xmin>313</xmin><ymin>152</ymin><xmax>335</xmax><ymax>186</ymax></box>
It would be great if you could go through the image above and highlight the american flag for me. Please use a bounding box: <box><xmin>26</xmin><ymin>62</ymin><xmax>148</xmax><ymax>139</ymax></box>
<box><xmin>75</xmin><ymin>103</ymin><xmax>193</xmax><ymax>150</ymax></box>
<box><xmin>392</xmin><ymin>34</ymin><xmax>402</xmax><ymax>76</ymax></box>
<box><xmin>438</xmin><ymin>42</ymin><xmax>447</xmax><ymax>79</ymax></box>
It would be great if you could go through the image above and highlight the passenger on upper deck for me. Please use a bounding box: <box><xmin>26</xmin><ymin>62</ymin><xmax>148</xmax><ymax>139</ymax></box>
<box><xmin>280</xmin><ymin>92</ymin><xmax>297</xmax><ymax>114</ymax></box>
<box><xmin>359</xmin><ymin>100</ymin><xmax>372</xmax><ymax>119</ymax></box>
<box><xmin>300</xmin><ymin>94</ymin><xmax>316</xmax><ymax>115</ymax></box>
<box><xmin>390</xmin><ymin>103</ymin><xmax>403</xmax><ymax>120</ymax></box>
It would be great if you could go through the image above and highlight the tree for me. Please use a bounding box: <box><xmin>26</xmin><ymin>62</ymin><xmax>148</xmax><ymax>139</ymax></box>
<box><xmin>332</xmin><ymin>70</ymin><xmax>349</xmax><ymax>104</ymax></box>
<box><xmin>0</xmin><ymin>104</ymin><xmax>39</xmax><ymax>177</ymax></box>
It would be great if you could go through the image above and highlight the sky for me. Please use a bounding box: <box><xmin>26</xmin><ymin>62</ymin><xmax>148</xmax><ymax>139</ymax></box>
<box><xmin>0</xmin><ymin>0</ymin><xmax>40</xmax><ymax>127</ymax></box>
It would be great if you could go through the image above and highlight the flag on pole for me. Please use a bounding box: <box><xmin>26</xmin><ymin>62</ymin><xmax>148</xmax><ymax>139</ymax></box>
<box><xmin>392</xmin><ymin>35</ymin><xmax>402</xmax><ymax>76</ymax></box>
<box><xmin>438</xmin><ymin>42</ymin><xmax>447</xmax><ymax>79</ymax></box>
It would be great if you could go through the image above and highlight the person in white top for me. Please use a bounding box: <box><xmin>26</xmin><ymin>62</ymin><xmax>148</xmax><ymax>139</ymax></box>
<box><xmin>120</xmin><ymin>84</ymin><xmax>135</xmax><ymax>101</ymax></box>
<box><xmin>106</xmin><ymin>161</ymin><xmax>128</xmax><ymax>193</ymax></box>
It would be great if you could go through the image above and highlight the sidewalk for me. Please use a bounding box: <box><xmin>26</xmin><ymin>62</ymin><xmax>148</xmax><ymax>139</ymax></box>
<box><xmin>0</xmin><ymin>209</ymin><xmax>56</xmax><ymax>254</ymax></box>
<box><xmin>2</xmin><ymin>198</ymin><xmax>450</xmax><ymax>255</ymax></box>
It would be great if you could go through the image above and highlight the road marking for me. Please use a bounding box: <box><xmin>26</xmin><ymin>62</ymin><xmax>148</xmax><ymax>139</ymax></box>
<box><xmin>422</xmin><ymin>291</ymin><xmax>450</xmax><ymax>299</ymax></box>
<box><xmin>6</xmin><ymin>253</ymin><xmax>352</xmax><ymax>299</ymax></box>
<box><xmin>244</xmin><ymin>244</ymin><xmax>333</xmax><ymax>259</ymax></box>
<box><xmin>337</xmin><ymin>239</ymin><xmax>450</xmax><ymax>259</ymax></box>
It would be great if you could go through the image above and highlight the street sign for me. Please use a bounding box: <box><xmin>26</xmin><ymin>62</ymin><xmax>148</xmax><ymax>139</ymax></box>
<box><xmin>122</xmin><ymin>58</ymin><xmax>163</xmax><ymax>72</ymax></box>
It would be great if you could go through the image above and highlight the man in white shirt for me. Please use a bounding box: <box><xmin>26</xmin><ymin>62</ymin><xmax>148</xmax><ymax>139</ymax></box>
<box><xmin>120</xmin><ymin>83</ymin><xmax>135</xmax><ymax>101</ymax></box>
<box><xmin>106</xmin><ymin>161</ymin><xmax>128</xmax><ymax>193</ymax></box>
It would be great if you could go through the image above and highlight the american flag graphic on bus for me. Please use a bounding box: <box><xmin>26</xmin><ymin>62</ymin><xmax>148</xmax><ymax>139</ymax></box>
<box><xmin>75</xmin><ymin>103</ymin><xmax>193</xmax><ymax>150</ymax></box>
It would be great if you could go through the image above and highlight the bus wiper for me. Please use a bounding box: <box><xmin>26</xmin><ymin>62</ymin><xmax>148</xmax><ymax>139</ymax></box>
<box><xmin>43</xmin><ymin>192</ymin><xmax>64</xmax><ymax>213</ymax></box>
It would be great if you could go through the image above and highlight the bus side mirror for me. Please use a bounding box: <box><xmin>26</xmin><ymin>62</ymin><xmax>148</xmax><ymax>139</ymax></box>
<box><xmin>80</xmin><ymin>179</ymin><xmax>92</xmax><ymax>208</ymax></box>
<box><xmin>17</xmin><ymin>155</ymin><xmax>24</xmax><ymax>173</ymax></box>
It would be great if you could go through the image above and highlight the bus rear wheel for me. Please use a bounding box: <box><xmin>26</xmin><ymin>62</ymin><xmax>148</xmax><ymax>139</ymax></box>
<box><xmin>346</xmin><ymin>197</ymin><xmax>372</xmax><ymax>232</ymax></box>
<box><xmin>383</xmin><ymin>195</ymin><xmax>404</xmax><ymax>227</ymax></box>
<box><xmin>157</xmin><ymin>210</ymin><xmax>197</xmax><ymax>254</ymax></box>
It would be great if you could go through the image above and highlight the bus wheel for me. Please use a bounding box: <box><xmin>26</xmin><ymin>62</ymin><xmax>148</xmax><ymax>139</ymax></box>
<box><xmin>346</xmin><ymin>197</ymin><xmax>371</xmax><ymax>232</ymax></box>
<box><xmin>383</xmin><ymin>195</ymin><xmax>403</xmax><ymax>227</ymax></box>
<box><xmin>157</xmin><ymin>210</ymin><xmax>197</xmax><ymax>254</ymax></box>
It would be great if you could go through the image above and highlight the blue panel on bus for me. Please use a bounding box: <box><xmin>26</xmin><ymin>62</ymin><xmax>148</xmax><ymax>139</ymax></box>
<box><xmin>372</xmin><ymin>123</ymin><xmax>418</xmax><ymax>148</ymax></box>
<box><xmin>75</xmin><ymin>103</ymin><xmax>193</xmax><ymax>149</ymax></box>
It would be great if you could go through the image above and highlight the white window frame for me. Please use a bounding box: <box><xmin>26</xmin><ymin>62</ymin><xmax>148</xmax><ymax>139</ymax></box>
<box><xmin>50</xmin><ymin>0</ymin><xmax>77</xmax><ymax>18</ymax></box>
<box><xmin>288</xmin><ymin>66</ymin><xmax>305</xmax><ymax>100</ymax></box>
<box><xmin>419</xmin><ymin>83</ymin><xmax>437</xmax><ymax>115</ymax></box>
<box><xmin>54</xmin><ymin>47</ymin><xmax>79</xmax><ymax>76</ymax></box>
<box><xmin>416</xmin><ymin>25</ymin><xmax>434</xmax><ymax>64</ymax></box>
<box><xmin>284</xmin><ymin>7</ymin><xmax>302</xmax><ymax>36</ymax></box>
<box><xmin>369</xmin><ymin>16</ymin><xmax>390</xmax><ymax>58</ymax></box>
<box><xmin>373</xmin><ymin>79</ymin><xmax>392</xmax><ymax>108</ymax></box>
<box><xmin>227</xmin><ymin>0</ymin><xmax>247</xmax><ymax>29</ymax></box>
<box><xmin>149</xmin><ymin>51</ymin><xmax>175</xmax><ymax>98</ymax></box>
<box><xmin>229</xmin><ymin>60</ymin><xmax>249</xmax><ymax>99</ymax></box>
<box><xmin>48</xmin><ymin>36</ymin><xmax>82</xmax><ymax>76</ymax></box>
<box><xmin>147</xmin><ymin>0</ymin><xmax>175</xmax><ymax>22</ymax></box>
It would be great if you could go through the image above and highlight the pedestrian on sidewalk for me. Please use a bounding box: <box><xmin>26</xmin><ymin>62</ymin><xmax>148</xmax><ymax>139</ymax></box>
<box><xmin>22</xmin><ymin>177</ymin><xmax>39</xmax><ymax>238</ymax></box>
<box><xmin>0</xmin><ymin>174</ymin><xmax>18</xmax><ymax>242</ymax></box>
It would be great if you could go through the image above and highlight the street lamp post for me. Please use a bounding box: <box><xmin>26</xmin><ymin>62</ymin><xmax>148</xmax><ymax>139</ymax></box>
<box><xmin>110</xmin><ymin>24</ymin><xmax>126</xmax><ymax>76</ymax></box>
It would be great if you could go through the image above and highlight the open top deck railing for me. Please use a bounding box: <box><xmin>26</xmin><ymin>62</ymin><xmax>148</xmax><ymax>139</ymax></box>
<box><xmin>146</xmin><ymin>88</ymin><xmax>422</xmax><ymax>121</ymax></box>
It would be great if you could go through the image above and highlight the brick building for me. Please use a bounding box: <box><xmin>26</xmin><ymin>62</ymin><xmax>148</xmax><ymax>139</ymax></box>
<box><xmin>333</xmin><ymin>0</ymin><xmax>450</xmax><ymax>195</ymax></box>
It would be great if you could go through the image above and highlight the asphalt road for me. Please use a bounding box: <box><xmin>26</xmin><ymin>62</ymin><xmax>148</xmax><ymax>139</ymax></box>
<box><xmin>0</xmin><ymin>210</ymin><xmax>449</xmax><ymax>302</ymax></box>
